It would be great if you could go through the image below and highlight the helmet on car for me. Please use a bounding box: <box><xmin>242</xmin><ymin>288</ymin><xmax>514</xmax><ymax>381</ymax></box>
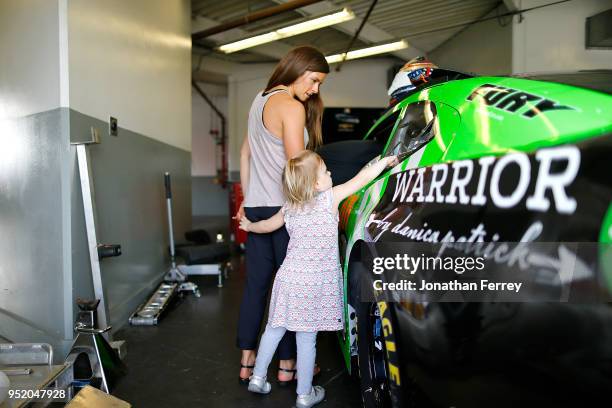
<box><xmin>388</xmin><ymin>56</ymin><xmax>438</xmax><ymax>106</ymax></box>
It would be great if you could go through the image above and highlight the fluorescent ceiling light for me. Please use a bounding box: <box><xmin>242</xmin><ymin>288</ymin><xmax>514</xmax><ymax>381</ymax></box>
<box><xmin>326</xmin><ymin>40</ymin><xmax>409</xmax><ymax>63</ymax></box>
<box><xmin>218</xmin><ymin>8</ymin><xmax>355</xmax><ymax>54</ymax></box>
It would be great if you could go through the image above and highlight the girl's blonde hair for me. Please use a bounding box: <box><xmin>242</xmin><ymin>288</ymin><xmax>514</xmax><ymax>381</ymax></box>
<box><xmin>282</xmin><ymin>150</ymin><xmax>324</xmax><ymax>207</ymax></box>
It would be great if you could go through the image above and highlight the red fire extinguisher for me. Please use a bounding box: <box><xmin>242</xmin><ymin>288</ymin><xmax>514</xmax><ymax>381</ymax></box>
<box><xmin>230</xmin><ymin>182</ymin><xmax>247</xmax><ymax>247</ymax></box>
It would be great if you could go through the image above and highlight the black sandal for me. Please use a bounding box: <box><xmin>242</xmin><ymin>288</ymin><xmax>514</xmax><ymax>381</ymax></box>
<box><xmin>277</xmin><ymin>367</ymin><xmax>297</xmax><ymax>387</ymax></box>
<box><xmin>277</xmin><ymin>363</ymin><xmax>322</xmax><ymax>386</ymax></box>
<box><xmin>239</xmin><ymin>363</ymin><xmax>255</xmax><ymax>385</ymax></box>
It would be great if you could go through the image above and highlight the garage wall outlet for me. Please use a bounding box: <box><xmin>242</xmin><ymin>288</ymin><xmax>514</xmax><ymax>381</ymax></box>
<box><xmin>109</xmin><ymin>116</ymin><xmax>118</xmax><ymax>136</ymax></box>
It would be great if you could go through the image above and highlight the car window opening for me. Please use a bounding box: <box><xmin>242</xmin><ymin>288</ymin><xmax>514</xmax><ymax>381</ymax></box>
<box><xmin>385</xmin><ymin>101</ymin><xmax>437</xmax><ymax>160</ymax></box>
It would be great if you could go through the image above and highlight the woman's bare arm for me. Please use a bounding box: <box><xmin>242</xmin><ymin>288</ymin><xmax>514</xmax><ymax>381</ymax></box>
<box><xmin>234</xmin><ymin>135</ymin><xmax>250</xmax><ymax>220</ymax></box>
<box><xmin>240</xmin><ymin>135</ymin><xmax>250</xmax><ymax>193</ymax></box>
<box><xmin>281</xmin><ymin>99</ymin><xmax>307</xmax><ymax>159</ymax></box>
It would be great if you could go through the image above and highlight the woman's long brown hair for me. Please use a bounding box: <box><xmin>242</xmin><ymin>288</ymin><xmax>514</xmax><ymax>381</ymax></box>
<box><xmin>265</xmin><ymin>46</ymin><xmax>329</xmax><ymax>150</ymax></box>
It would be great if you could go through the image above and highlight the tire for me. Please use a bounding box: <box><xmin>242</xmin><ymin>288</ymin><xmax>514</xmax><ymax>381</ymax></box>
<box><xmin>349</xmin><ymin>260</ymin><xmax>404</xmax><ymax>408</ymax></box>
<box><xmin>357</xmin><ymin>301</ymin><xmax>395</xmax><ymax>408</ymax></box>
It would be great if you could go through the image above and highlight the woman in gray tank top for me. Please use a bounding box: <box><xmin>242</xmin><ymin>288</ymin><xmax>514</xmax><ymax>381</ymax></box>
<box><xmin>235</xmin><ymin>46</ymin><xmax>329</xmax><ymax>385</ymax></box>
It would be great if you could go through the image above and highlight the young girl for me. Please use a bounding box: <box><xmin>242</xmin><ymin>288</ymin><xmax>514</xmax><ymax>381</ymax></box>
<box><xmin>239</xmin><ymin>150</ymin><xmax>397</xmax><ymax>408</ymax></box>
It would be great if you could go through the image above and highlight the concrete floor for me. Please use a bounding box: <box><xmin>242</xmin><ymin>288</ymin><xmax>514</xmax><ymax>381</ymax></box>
<box><xmin>112</xmin><ymin>257</ymin><xmax>362</xmax><ymax>407</ymax></box>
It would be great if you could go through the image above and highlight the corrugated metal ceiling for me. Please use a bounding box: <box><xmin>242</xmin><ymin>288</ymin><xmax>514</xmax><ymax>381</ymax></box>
<box><xmin>192</xmin><ymin>0</ymin><xmax>503</xmax><ymax>62</ymax></box>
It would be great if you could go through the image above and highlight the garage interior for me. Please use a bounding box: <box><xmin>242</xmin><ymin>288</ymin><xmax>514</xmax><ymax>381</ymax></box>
<box><xmin>1</xmin><ymin>0</ymin><xmax>611</xmax><ymax>407</ymax></box>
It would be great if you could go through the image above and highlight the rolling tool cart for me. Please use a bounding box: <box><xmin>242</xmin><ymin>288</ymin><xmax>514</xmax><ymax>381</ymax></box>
<box><xmin>162</xmin><ymin>172</ymin><xmax>202</xmax><ymax>294</ymax></box>
<box><xmin>163</xmin><ymin>172</ymin><xmax>230</xmax><ymax>289</ymax></box>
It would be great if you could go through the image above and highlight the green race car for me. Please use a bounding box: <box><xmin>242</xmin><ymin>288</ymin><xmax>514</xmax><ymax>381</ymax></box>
<box><xmin>335</xmin><ymin>70</ymin><xmax>612</xmax><ymax>408</ymax></box>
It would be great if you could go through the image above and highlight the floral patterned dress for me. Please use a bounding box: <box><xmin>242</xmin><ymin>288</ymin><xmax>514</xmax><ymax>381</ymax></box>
<box><xmin>267</xmin><ymin>188</ymin><xmax>344</xmax><ymax>332</ymax></box>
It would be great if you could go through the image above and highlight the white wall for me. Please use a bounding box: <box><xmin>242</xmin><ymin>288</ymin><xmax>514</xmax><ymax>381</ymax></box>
<box><xmin>322</xmin><ymin>59</ymin><xmax>398</xmax><ymax>107</ymax></box>
<box><xmin>0</xmin><ymin>0</ymin><xmax>60</xmax><ymax>118</ymax></box>
<box><xmin>192</xmin><ymin>83</ymin><xmax>227</xmax><ymax>176</ymax></box>
<box><xmin>227</xmin><ymin>58</ymin><xmax>396</xmax><ymax>172</ymax></box>
<box><xmin>429</xmin><ymin>5</ymin><xmax>512</xmax><ymax>75</ymax></box>
<box><xmin>512</xmin><ymin>0</ymin><xmax>612</xmax><ymax>73</ymax></box>
<box><xmin>67</xmin><ymin>0</ymin><xmax>192</xmax><ymax>151</ymax></box>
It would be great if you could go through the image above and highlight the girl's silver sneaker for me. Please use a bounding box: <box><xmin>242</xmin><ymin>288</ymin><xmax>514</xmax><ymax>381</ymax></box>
<box><xmin>248</xmin><ymin>375</ymin><xmax>271</xmax><ymax>394</ymax></box>
<box><xmin>295</xmin><ymin>385</ymin><xmax>325</xmax><ymax>408</ymax></box>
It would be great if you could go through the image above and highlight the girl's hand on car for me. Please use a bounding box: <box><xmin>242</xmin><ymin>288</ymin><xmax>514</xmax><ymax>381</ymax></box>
<box><xmin>239</xmin><ymin>216</ymin><xmax>252</xmax><ymax>232</ymax></box>
<box><xmin>384</xmin><ymin>155</ymin><xmax>399</xmax><ymax>168</ymax></box>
